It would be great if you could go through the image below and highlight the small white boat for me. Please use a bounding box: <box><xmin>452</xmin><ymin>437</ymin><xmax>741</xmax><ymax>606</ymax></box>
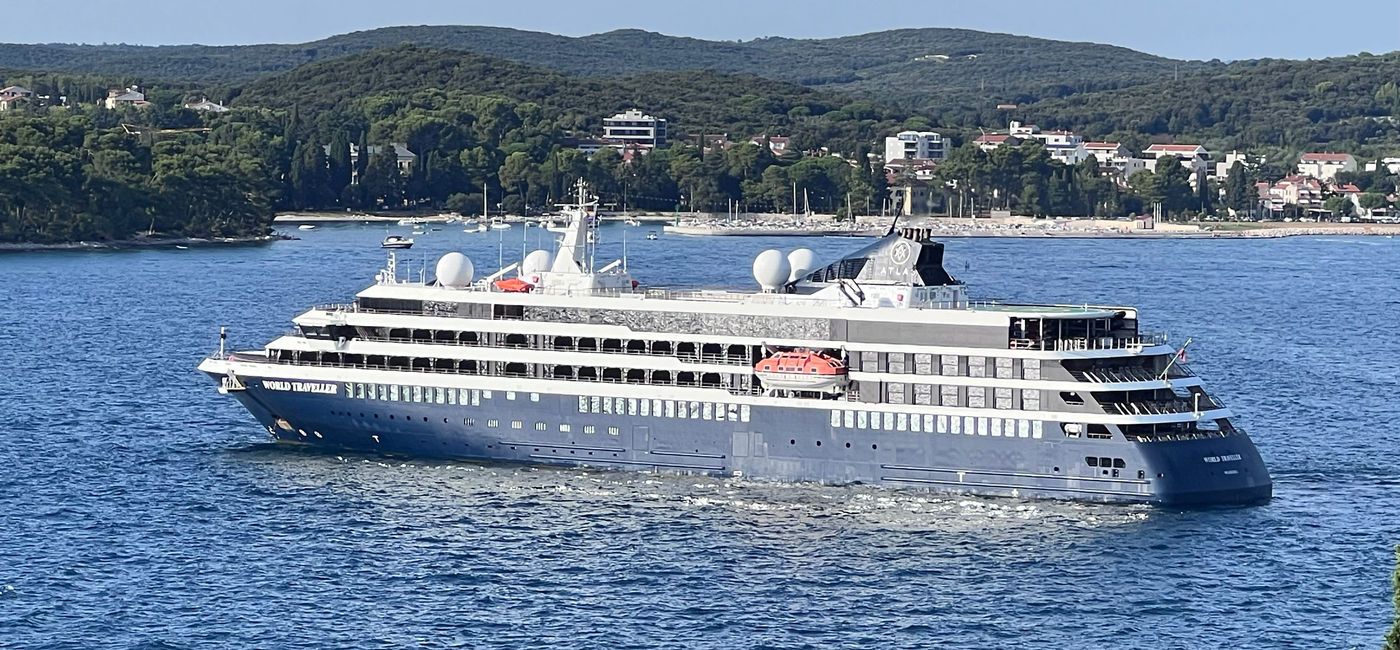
<box><xmin>297</xmin><ymin>224</ymin><xmax>316</xmax><ymax>230</ymax></box>
<box><xmin>397</xmin><ymin>217</ymin><xmax>428</xmax><ymax>226</ymax></box>
<box><xmin>490</xmin><ymin>219</ymin><xmax>512</xmax><ymax>230</ymax></box>
<box><xmin>625</xmin><ymin>219</ymin><xmax>641</xmax><ymax>227</ymax></box>
<box><xmin>646</xmin><ymin>231</ymin><xmax>658</xmax><ymax>240</ymax></box>
<box><xmin>382</xmin><ymin>235</ymin><xmax>414</xmax><ymax>249</ymax></box>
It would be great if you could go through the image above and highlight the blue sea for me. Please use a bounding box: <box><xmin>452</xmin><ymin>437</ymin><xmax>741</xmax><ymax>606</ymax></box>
<box><xmin>1</xmin><ymin>223</ymin><xmax>1397</xmax><ymax>649</ymax></box>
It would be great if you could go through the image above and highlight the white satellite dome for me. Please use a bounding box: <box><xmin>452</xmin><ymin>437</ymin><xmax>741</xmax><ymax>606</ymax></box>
<box><xmin>521</xmin><ymin>249</ymin><xmax>554</xmax><ymax>278</ymax></box>
<box><xmin>787</xmin><ymin>248</ymin><xmax>818</xmax><ymax>283</ymax></box>
<box><xmin>435</xmin><ymin>252</ymin><xmax>475</xmax><ymax>288</ymax></box>
<box><xmin>752</xmin><ymin>249</ymin><xmax>791</xmax><ymax>292</ymax></box>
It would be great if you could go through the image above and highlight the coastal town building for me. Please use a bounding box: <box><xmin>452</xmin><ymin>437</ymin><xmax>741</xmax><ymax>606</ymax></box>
<box><xmin>183</xmin><ymin>98</ymin><xmax>228</xmax><ymax>112</ymax></box>
<box><xmin>104</xmin><ymin>86</ymin><xmax>151</xmax><ymax>110</ymax></box>
<box><xmin>887</xmin><ymin>179</ymin><xmax>937</xmax><ymax>216</ymax></box>
<box><xmin>973</xmin><ymin>122</ymin><xmax>1089</xmax><ymax>165</ymax></box>
<box><xmin>1215</xmin><ymin>151</ymin><xmax>1250</xmax><ymax>178</ymax></box>
<box><xmin>1257</xmin><ymin>175</ymin><xmax>1325</xmax><ymax>216</ymax></box>
<box><xmin>1363</xmin><ymin>158</ymin><xmax>1400</xmax><ymax>174</ymax></box>
<box><xmin>321</xmin><ymin>142</ymin><xmax>417</xmax><ymax>184</ymax></box>
<box><xmin>1143</xmin><ymin>144</ymin><xmax>1210</xmax><ymax>175</ymax></box>
<box><xmin>603</xmin><ymin>109</ymin><xmax>667</xmax><ymax>149</ymax></box>
<box><xmin>883</xmin><ymin>158</ymin><xmax>938</xmax><ymax>181</ymax></box>
<box><xmin>751</xmin><ymin>135</ymin><xmax>792</xmax><ymax>156</ymax></box>
<box><xmin>0</xmin><ymin>85</ymin><xmax>33</xmax><ymax>111</ymax></box>
<box><xmin>1296</xmin><ymin>153</ymin><xmax>1356</xmax><ymax>181</ymax></box>
<box><xmin>883</xmin><ymin>131</ymin><xmax>946</xmax><ymax>163</ymax></box>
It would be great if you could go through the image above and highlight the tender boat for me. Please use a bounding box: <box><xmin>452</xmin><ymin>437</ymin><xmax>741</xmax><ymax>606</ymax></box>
<box><xmin>381</xmin><ymin>235</ymin><xmax>414</xmax><ymax>249</ymax></box>
<box><xmin>490</xmin><ymin>219</ymin><xmax>512</xmax><ymax>230</ymax></box>
<box><xmin>646</xmin><ymin>231</ymin><xmax>659</xmax><ymax>240</ymax></box>
<box><xmin>754</xmin><ymin>350</ymin><xmax>849</xmax><ymax>392</ymax></box>
<box><xmin>297</xmin><ymin>224</ymin><xmax>317</xmax><ymax>230</ymax></box>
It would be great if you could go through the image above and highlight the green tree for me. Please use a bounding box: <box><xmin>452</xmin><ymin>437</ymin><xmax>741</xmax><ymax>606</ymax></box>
<box><xmin>327</xmin><ymin>130</ymin><xmax>352</xmax><ymax>203</ymax></box>
<box><xmin>361</xmin><ymin>146</ymin><xmax>404</xmax><ymax>208</ymax></box>
<box><xmin>1223</xmin><ymin>161</ymin><xmax>1254</xmax><ymax>218</ymax></box>
<box><xmin>1322</xmin><ymin>195</ymin><xmax>1353</xmax><ymax>220</ymax></box>
<box><xmin>1388</xmin><ymin>545</ymin><xmax>1400</xmax><ymax>650</ymax></box>
<box><xmin>1358</xmin><ymin>193</ymin><xmax>1390</xmax><ymax>214</ymax></box>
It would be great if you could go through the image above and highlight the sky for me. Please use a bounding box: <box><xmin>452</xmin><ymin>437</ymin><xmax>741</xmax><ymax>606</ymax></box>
<box><xmin>9</xmin><ymin>0</ymin><xmax>1399</xmax><ymax>61</ymax></box>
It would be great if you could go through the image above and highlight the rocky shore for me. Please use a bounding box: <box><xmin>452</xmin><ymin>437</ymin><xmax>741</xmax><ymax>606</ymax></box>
<box><xmin>0</xmin><ymin>234</ymin><xmax>291</xmax><ymax>253</ymax></box>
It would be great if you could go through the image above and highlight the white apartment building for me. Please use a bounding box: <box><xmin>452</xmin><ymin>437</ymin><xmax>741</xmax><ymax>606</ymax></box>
<box><xmin>1297</xmin><ymin>153</ymin><xmax>1356</xmax><ymax>181</ymax></box>
<box><xmin>603</xmin><ymin>109</ymin><xmax>667</xmax><ymax>148</ymax></box>
<box><xmin>884</xmin><ymin>131</ymin><xmax>946</xmax><ymax>163</ymax></box>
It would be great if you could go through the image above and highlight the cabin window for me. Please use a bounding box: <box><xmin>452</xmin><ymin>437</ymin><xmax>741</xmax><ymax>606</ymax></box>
<box><xmin>389</xmin><ymin>385</ymin><xmax>399</xmax><ymax>402</ymax></box>
<box><xmin>1032</xmin><ymin>421</ymin><xmax>1043</xmax><ymax>438</ymax></box>
<box><xmin>992</xmin><ymin>419</ymin><xmax>1003</xmax><ymax>436</ymax></box>
<box><xmin>591</xmin><ymin>396</ymin><xmax>601</xmax><ymax>413</ymax></box>
<box><xmin>996</xmin><ymin>357</ymin><xmax>1014</xmax><ymax>379</ymax></box>
<box><xmin>830</xmin><ymin>411</ymin><xmax>841</xmax><ymax>427</ymax></box>
<box><xmin>968</xmin><ymin>356</ymin><xmax>986</xmax><ymax>378</ymax></box>
<box><xmin>1023</xmin><ymin>360</ymin><xmax>1041</xmax><ymax>380</ymax></box>
<box><xmin>689</xmin><ymin>402</ymin><xmax>700</xmax><ymax>419</ymax></box>
<box><xmin>1022</xmin><ymin>389</ymin><xmax>1041</xmax><ymax>411</ymax></box>
<box><xmin>937</xmin><ymin>415</ymin><xmax>948</xmax><ymax>434</ymax></box>
<box><xmin>977</xmin><ymin>418</ymin><xmax>989</xmax><ymax>436</ymax></box>
<box><xmin>859</xmin><ymin>351</ymin><xmax>878</xmax><ymax>372</ymax></box>
<box><xmin>703</xmin><ymin>403</ymin><xmax>713</xmax><ymax>420</ymax></box>
<box><xmin>486</xmin><ymin>419</ymin><xmax>498</xmax><ymax>428</ymax></box>
<box><xmin>967</xmin><ymin>387</ymin><xmax>986</xmax><ymax>408</ymax></box>
<box><xmin>616</xmin><ymin>398</ymin><xmax>626</xmax><ymax>414</ymax></box>
<box><xmin>896</xmin><ymin>413</ymin><xmax>908</xmax><ymax>431</ymax></box>
<box><xmin>506</xmin><ymin>391</ymin><xmax>516</xmax><ymax>401</ymax></box>
<box><xmin>602</xmin><ymin>398</ymin><xmax>613</xmax><ymax>415</ymax></box>
<box><xmin>843</xmin><ymin>410</ymin><xmax>855</xmax><ymax>428</ymax></box>
<box><xmin>858</xmin><ymin>411</ymin><xmax>869</xmax><ymax>429</ymax></box>
<box><xmin>886</xmin><ymin>383</ymin><xmax>906</xmax><ymax>404</ymax></box>
<box><xmin>963</xmin><ymin>416</ymin><xmax>975</xmax><ymax>435</ymax></box>
<box><xmin>584</xmin><ymin>425</ymin><xmax>596</xmax><ymax>434</ymax></box>
<box><xmin>940</xmin><ymin>385</ymin><xmax>959</xmax><ymax>407</ymax></box>
<box><xmin>888</xmin><ymin>353</ymin><xmax>907</xmax><ymax>374</ymax></box>
<box><xmin>472</xmin><ymin>390</ymin><xmax>480</xmax><ymax>406</ymax></box>
<box><xmin>628</xmin><ymin>399</ymin><xmax>638</xmax><ymax>416</ymax></box>
<box><xmin>530</xmin><ymin>393</ymin><xmax>540</xmax><ymax>403</ymax></box>
<box><xmin>883</xmin><ymin>413</ymin><xmax>895</xmax><ymax>430</ymax></box>
<box><xmin>665</xmin><ymin>401</ymin><xmax>676</xmax><ymax>418</ymax></box>
<box><xmin>608</xmin><ymin>426</ymin><xmax>620</xmax><ymax>436</ymax></box>
<box><xmin>578</xmin><ymin>396</ymin><xmax>588</xmax><ymax>413</ymax></box>
<box><xmin>940</xmin><ymin>355</ymin><xmax>959</xmax><ymax>376</ymax></box>
<box><xmin>511</xmin><ymin>420</ymin><xmax>522</xmax><ymax>429</ymax></box>
<box><xmin>1085</xmin><ymin>457</ymin><xmax>1099</xmax><ymax>467</ymax></box>
<box><xmin>923</xmin><ymin>414</ymin><xmax>935</xmax><ymax>433</ymax></box>
<box><xmin>654</xmin><ymin>400</ymin><xmax>664</xmax><ymax>417</ymax></box>
<box><xmin>741</xmin><ymin>405</ymin><xmax>750</xmax><ymax>423</ymax></box>
<box><xmin>447</xmin><ymin>390</ymin><xmax>456</xmax><ymax>405</ymax></box>
<box><xmin>559</xmin><ymin>423</ymin><xmax>571</xmax><ymax>432</ymax></box>
<box><xmin>913</xmin><ymin>384</ymin><xmax>933</xmax><ymax>405</ymax></box>
<box><xmin>482</xmin><ymin>390</ymin><xmax>493</xmax><ymax>399</ymax></box>
<box><xmin>728</xmin><ymin>404</ymin><xmax>739</xmax><ymax>422</ymax></box>
<box><xmin>994</xmin><ymin>388</ymin><xmax>1013</xmax><ymax>410</ymax></box>
<box><xmin>914</xmin><ymin>354</ymin><xmax>933</xmax><ymax>374</ymax></box>
<box><xmin>412</xmin><ymin>386</ymin><xmax>423</xmax><ymax>402</ymax></box>
<box><xmin>535</xmin><ymin>422</ymin><xmax>547</xmax><ymax>431</ymax></box>
<box><xmin>641</xmin><ymin>400</ymin><xmax>651</xmax><ymax>417</ymax></box>
<box><xmin>950</xmin><ymin>417</ymin><xmax>961</xmax><ymax>435</ymax></box>
<box><xmin>435</xmin><ymin>388</ymin><xmax>446</xmax><ymax>404</ymax></box>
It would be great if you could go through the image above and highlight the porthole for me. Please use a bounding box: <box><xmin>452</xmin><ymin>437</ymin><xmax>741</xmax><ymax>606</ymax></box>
<box><xmin>815</xmin><ymin>440</ymin><xmax>822</xmax><ymax>447</ymax></box>
<box><xmin>790</xmin><ymin>439</ymin><xmax>796</xmax><ymax>445</ymax></box>
<box><xmin>872</xmin><ymin>444</ymin><xmax>878</xmax><ymax>450</ymax></box>
<box><xmin>845</xmin><ymin>442</ymin><xmax>851</xmax><ymax>448</ymax></box>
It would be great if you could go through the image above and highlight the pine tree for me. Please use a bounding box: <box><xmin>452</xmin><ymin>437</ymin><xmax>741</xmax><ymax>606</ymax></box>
<box><xmin>327</xmin><ymin>130</ymin><xmax>352</xmax><ymax>204</ymax></box>
<box><xmin>1223</xmin><ymin>161</ymin><xmax>1253</xmax><ymax>218</ymax></box>
<box><xmin>1387</xmin><ymin>545</ymin><xmax>1400</xmax><ymax>650</ymax></box>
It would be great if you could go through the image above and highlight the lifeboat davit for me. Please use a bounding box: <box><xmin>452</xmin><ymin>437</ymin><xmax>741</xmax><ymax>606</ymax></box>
<box><xmin>754</xmin><ymin>350</ymin><xmax>849</xmax><ymax>392</ymax></box>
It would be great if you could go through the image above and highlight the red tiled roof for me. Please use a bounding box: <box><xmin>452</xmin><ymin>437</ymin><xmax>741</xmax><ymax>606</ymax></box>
<box><xmin>975</xmin><ymin>134</ymin><xmax>1008</xmax><ymax>143</ymax></box>
<box><xmin>1084</xmin><ymin>142</ymin><xmax>1121</xmax><ymax>149</ymax></box>
<box><xmin>1334</xmin><ymin>184</ymin><xmax>1362</xmax><ymax>193</ymax></box>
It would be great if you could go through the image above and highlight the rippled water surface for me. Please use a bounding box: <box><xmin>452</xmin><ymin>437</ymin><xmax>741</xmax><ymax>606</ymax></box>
<box><xmin>1</xmin><ymin>224</ymin><xmax>1397</xmax><ymax>648</ymax></box>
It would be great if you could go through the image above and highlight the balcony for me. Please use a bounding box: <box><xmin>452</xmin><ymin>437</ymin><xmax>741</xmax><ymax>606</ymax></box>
<box><xmin>1010</xmin><ymin>332</ymin><xmax>1168</xmax><ymax>352</ymax></box>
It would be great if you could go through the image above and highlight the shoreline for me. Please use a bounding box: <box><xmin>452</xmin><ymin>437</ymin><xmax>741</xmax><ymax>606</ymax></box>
<box><xmin>0</xmin><ymin>234</ymin><xmax>290</xmax><ymax>253</ymax></box>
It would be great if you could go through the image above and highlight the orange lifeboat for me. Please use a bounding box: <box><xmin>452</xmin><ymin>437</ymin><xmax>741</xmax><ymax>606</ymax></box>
<box><xmin>754</xmin><ymin>350</ymin><xmax>849</xmax><ymax>392</ymax></box>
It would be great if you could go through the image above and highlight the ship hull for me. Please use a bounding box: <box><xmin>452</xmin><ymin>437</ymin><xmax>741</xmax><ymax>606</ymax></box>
<box><xmin>205</xmin><ymin>368</ymin><xmax>1271</xmax><ymax>506</ymax></box>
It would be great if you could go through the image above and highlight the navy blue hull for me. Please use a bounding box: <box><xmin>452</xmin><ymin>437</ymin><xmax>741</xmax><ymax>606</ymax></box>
<box><xmin>211</xmin><ymin>372</ymin><xmax>1272</xmax><ymax>506</ymax></box>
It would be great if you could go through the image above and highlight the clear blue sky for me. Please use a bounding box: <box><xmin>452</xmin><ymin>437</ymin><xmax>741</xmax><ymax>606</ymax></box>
<box><xmin>10</xmin><ymin>0</ymin><xmax>1399</xmax><ymax>61</ymax></box>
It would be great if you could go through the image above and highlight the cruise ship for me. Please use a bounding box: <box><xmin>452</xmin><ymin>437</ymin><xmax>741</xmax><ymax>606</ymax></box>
<box><xmin>199</xmin><ymin>181</ymin><xmax>1271</xmax><ymax>505</ymax></box>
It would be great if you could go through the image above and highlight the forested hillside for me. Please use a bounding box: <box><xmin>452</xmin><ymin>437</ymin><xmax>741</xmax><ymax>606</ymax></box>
<box><xmin>0</xmin><ymin>25</ymin><xmax>1207</xmax><ymax>101</ymax></box>
<box><xmin>1016</xmin><ymin>52</ymin><xmax>1400</xmax><ymax>156</ymax></box>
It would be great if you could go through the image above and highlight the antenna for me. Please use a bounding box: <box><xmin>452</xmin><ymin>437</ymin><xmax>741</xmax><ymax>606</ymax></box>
<box><xmin>218</xmin><ymin>326</ymin><xmax>226</xmax><ymax>358</ymax></box>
